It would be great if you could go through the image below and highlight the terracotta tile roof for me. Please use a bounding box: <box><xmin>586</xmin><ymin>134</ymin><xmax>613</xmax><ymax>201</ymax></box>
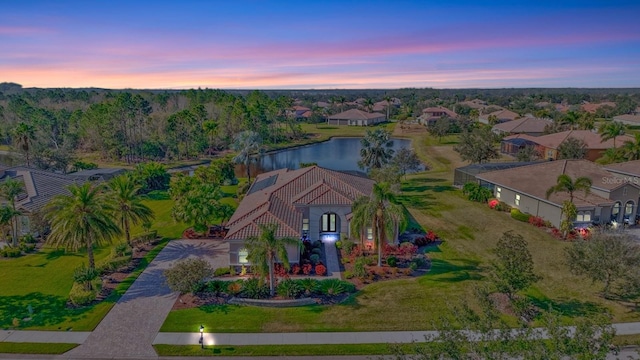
<box><xmin>421</xmin><ymin>106</ymin><xmax>457</xmax><ymax>118</ymax></box>
<box><xmin>480</xmin><ymin>109</ymin><xmax>519</xmax><ymax>122</ymax></box>
<box><xmin>604</xmin><ymin>160</ymin><xmax>640</xmax><ymax>177</ymax></box>
<box><xmin>524</xmin><ymin>130</ymin><xmax>634</xmax><ymax>150</ymax></box>
<box><xmin>613</xmin><ymin>114</ymin><xmax>640</xmax><ymax>125</ymax></box>
<box><xmin>225</xmin><ymin>166</ymin><xmax>374</xmax><ymax>240</ymax></box>
<box><xmin>492</xmin><ymin>117</ymin><xmax>551</xmax><ymax>134</ymax></box>
<box><xmin>328</xmin><ymin>108</ymin><xmax>385</xmax><ymax>120</ymax></box>
<box><xmin>582</xmin><ymin>102</ymin><xmax>616</xmax><ymax>113</ymax></box>
<box><xmin>476</xmin><ymin>160</ymin><xmax>636</xmax><ymax>208</ymax></box>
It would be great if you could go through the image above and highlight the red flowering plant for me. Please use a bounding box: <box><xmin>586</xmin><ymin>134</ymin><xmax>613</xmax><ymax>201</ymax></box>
<box><xmin>314</xmin><ymin>264</ymin><xmax>327</xmax><ymax>276</ymax></box>
<box><xmin>302</xmin><ymin>263</ymin><xmax>312</xmax><ymax>275</ymax></box>
<box><xmin>488</xmin><ymin>199</ymin><xmax>499</xmax><ymax>209</ymax></box>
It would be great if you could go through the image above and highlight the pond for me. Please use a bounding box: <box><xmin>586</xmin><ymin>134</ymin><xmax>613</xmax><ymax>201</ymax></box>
<box><xmin>238</xmin><ymin>137</ymin><xmax>414</xmax><ymax>176</ymax></box>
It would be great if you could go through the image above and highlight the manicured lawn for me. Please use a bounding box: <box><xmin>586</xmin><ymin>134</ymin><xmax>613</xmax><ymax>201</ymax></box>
<box><xmin>0</xmin><ymin>342</ymin><xmax>78</xmax><ymax>354</ymax></box>
<box><xmin>154</xmin><ymin>343</ymin><xmax>411</xmax><ymax>357</ymax></box>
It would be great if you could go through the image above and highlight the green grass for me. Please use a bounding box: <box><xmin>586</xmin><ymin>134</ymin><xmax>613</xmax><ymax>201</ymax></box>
<box><xmin>0</xmin><ymin>342</ymin><xmax>78</xmax><ymax>354</ymax></box>
<box><xmin>154</xmin><ymin>343</ymin><xmax>410</xmax><ymax>357</ymax></box>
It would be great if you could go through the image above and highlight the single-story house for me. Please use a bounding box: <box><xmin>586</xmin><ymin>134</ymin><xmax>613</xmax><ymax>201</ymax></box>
<box><xmin>500</xmin><ymin>130</ymin><xmax>634</xmax><ymax>161</ymax></box>
<box><xmin>612</xmin><ymin>114</ymin><xmax>640</xmax><ymax>126</ymax></box>
<box><xmin>476</xmin><ymin>160</ymin><xmax>640</xmax><ymax>228</ymax></box>
<box><xmin>418</xmin><ymin>106</ymin><xmax>458</xmax><ymax>126</ymax></box>
<box><xmin>453</xmin><ymin>162</ymin><xmax>537</xmax><ymax>188</ymax></box>
<box><xmin>491</xmin><ymin>117</ymin><xmax>552</xmax><ymax>137</ymax></box>
<box><xmin>0</xmin><ymin>167</ymin><xmax>82</xmax><ymax>237</ymax></box>
<box><xmin>327</xmin><ymin>109</ymin><xmax>386</xmax><ymax>126</ymax></box>
<box><xmin>67</xmin><ymin>168</ymin><xmax>127</xmax><ymax>181</ymax></box>
<box><xmin>478</xmin><ymin>109</ymin><xmax>519</xmax><ymax>125</ymax></box>
<box><xmin>224</xmin><ymin>166</ymin><xmax>375</xmax><ymax>266</ymax></box>
<box><xmin>288</xmin><ymin>106</ymin><xmax>312</xmax><ymax>120</ymax></box>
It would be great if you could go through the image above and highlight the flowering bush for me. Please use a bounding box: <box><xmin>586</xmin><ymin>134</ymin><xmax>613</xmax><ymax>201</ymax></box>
<box><xmin>399</xmin><ymin>242</ymin><xmax>418</xmax><ymax>257</ymax></box>
<box><xmin>274</xmin><ymin>263</ymin><xmax>289</xmax><ymax>278</ymax></box>
<box><xmin>291</xmin><ymin>263</ymin><xmax>301</xmax><ymax>275</ymax></box>
<box><xmin>302</xmin><ymin>263</ymin><xmax>312</xmax><ymax>275</ymax></box>
<box><xmin>426</xmin><ymin>230</ymin><xmax>439</xmax><ymax>241</ymax></box>
<box><xmin>528</xmin><ymin>216</ymin><xmax>546</xmax><ymax>228</ymax></box>
<box><xmin>314</xmin><ymin>264</ymin><xmax>327</xmax><ymax>276</ymax></box>
<box><xmin>488</xmin><ymin>199</ymin><xmax>499</xmax><ymax>209</ymax></box>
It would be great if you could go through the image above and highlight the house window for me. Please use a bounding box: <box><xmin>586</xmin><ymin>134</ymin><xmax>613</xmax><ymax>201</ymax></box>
<box><xmin>321</xmin><ymin>213</ymin><xmax>337</xmax><ymax>232</ymax></box>
<box><xmin>496</xmin><ymin>187</ymin><xmax>501</xmax><ymax>199</ymax></box>
<box><xmin>238</xmin><ymin>248</ymin><xmax>249</xmax><ymax>264</ymax></box>
<box><xmin>515</xmin><ymin>194</ymin><xmax>521</xmax><ymax>206</ymax></box>
<box><xmin>611</xmin><ymin>202</ymin><xmax>621</xmax><ymax>221</ymax></box>
<box><xmin>366</xmin><ymin>227</ymin><xmax>373</xmax><ymax>240</ymax></box>
<box><xmin>576</xmin><ymin>211</ymin><xmax>591</xmax><ymax>222</ymax></box>
<box><xmin>302</xmin><ymin>218</ymin><xmax>309</xmax><ymax>231</ymax></box>
<box><xmin>625</xmin><ymin>201</ymin><xmax>635</xmax><ymax>218</ymax></box>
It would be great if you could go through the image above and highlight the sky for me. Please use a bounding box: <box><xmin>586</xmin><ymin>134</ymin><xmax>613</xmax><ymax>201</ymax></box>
<box><xmin>1</xmin><ymin>0</ymin><xmax>640</xmax><ymax>89</ymax></box>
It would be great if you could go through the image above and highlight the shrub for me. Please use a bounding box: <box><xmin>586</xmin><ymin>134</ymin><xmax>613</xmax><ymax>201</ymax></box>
<box><xmin>112</xmin><ymin>243</ymin><xmax>132</xmax><ymax>257</ymax></box>
<box><xmin>311</xmin><ymin>247</ymin><xmax>322</xmax><ymax>255</ymax></box>
<box><xmin>365</xmin><ymin>255</ymin><xmax>378</xmax><ymax>266</ymax></box>
<box><xmin>335</xmin><ymin>241</ymin><xmax>342</xmax><ymax>249</ymax></box>
<box><xmin>214</xmin><ymin>267</ymin><xmax>231</xmax><ymax>277</ymax></box>
<box><xmin>291</xmin><ymin>263</ymin><xmax>301</xmax><ymax>275</ymax></box>
<box><xmin>426</xmin><ymin>230</ymin><xmax>439</xmax><ymax>242</ymax></box>
<box><xmin>241</xmin><ymin>278</ymin><xmax>269</xmax><ymax>299</ymax></box>
<box><xmin>131</xmin><ymin>230</ymin><xmax>157</xmax><ymax>245</ymax></box>
<box><xmin>1</xmin><ymin>247</ymin><xmax>22</xmax><ymax>258</ymax></box>
<box><xmin>315</xmin><ymin>264</ymin><xmax>327</xmax><ymax>276</ymax></box>
<box><xmin>488</xmin><ymin>199</ymin><xmax>499</xmax><ymax>209</ymax></box>
<box><xmin>73</xmin><ymin>264</ymin><xmax>99</xmax><ymax>290</ymax></box>
<box><xmin>313</xmin><ymin>240</ymin><xmax>323</xmax><ymax>248</ymax></box>
<box><xmin>528</xmin><ymin>216</ymin><xmax>546</xmax><ymax>228</ymax></box>
<box><xmin>298</xmin><ymin>278</ymin><xmax>319</xmax><ymax>295</ymax></box>
<box><xmin>496</xmin><ymin>201</ymin><xmax>511</xmax><ymax>212</ymax></box>
<box><xmin>227</xmin><ymin>281</ymin><xmax>243</xmax><ymax>296</ymax></box>
<box><xmin>68</xmin><ymin>282</ymin><xmax>96</xmax><ymax>306</ymax></box>
<box><xmin>317</xmin><ymin>278</ymin><xmax>346</xmax><ymax>296</ymax></box>
<box><xmin>510</xmin><ymin>208</ymin><xmax>531</xmax><ymax>222</ymax></box>
<box><xmin>403</xmin><ymin>268</ymin><xmax>414</xmax><ymax>276</ymax></box>
<box><xmin>386</xmin><ymin>256</ymin><xmax>398</xmax><ymax>267</ymax></box>
<box><xmin>274</xmin><ymin>263</ymin><xmax>289</xmax><ymax>278</ymax></box>
<box><xmin>343</xmin><ymin>270</ymin><xmax>354</xmax><ymax>279</ymax></box>
<box><xmin>353</xmin><ymin>257</ymin><xmax>367</xmax><ymax>278</ymax></box>
<box><xmin>302</xmin><ymin>263</ymin><xmax>312</xmax><ymax>275</ymax></box>
<box><xmin>19</xmin><ymin>243</ymin><xmax>35</xmax><ymax>253</ymax></box>
<box><xmin>19</xmin><ymin>234</ymin><xmax>37</xmax><ymax>244</ymax></box>
<box><xmin>399</xmin><ymin>242</ymin><xmax>418</xmax><ymax>257</ymax></box>
<box><xmin>342</xmin><ymin>240</ymin><xmax>357</xmax><ymax>256</ymax></box>
<box><xmin>276</xmin><ymin>279</ymin><xmax>303</xmax><ymax>299</ymax></box>
<box><xmin>409</xmin><ymin>261</ymin><xmax>418</xmax><ymax>271</ymax></box>
<box><xmin>164</xmin><ymin>258</ymin><xmax>214</xmax><ymax>294</ymax></box>
<box><xmin>204</xmin><ymin>280</ymin><xmax>229</xmax><ymax>296</ymax></box>
<box><xmin>309</xmin><ymin>254</ymin><xmax>320</xmax><ymax>264</ymax></box>
<box><xmin>97</xmin><ymin>256</ymin><xmax>130</xmax><ymax>273</ymax></box>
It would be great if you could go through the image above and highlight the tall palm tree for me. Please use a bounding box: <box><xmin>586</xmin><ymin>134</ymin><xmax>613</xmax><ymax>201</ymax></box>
<box><xmin>545</xmin><ymin>174</ymin><xmax>592</xmax><ymax>204</ymax></box>
<box><xmin>44</xmin><ymin>183</ymin><xmax>121</xmax><ymax>271</ymax></box>
<box><xmin>383</xmin><ymin>96</ymin><xmax>392</xmax><ymax>120</ymax></box>
<box><xmin>350</xmin><ymin>182</ymin><xmax>406</xmax><ymax>267</ymax></box>
<box><xmin>107</xmin><ymin>175</ymin><xmax>154</xmax><ymax>246</ymax></box>
<box><xmin>0</xmin><ymin>205</ymin><xmax>19</xmax><ymax>245</ymax></box>
<box><xmin>245</xmin><ymin>223</ymin><xmax>299</xmax><ymax>296</ymax></box>
<box><xmin>13</xmin><ymin>122</ymin><xmax>36</xmax><ymax>167</ymax></box>
<box><xmin>358</xmin><ymin>129</ymin><xmax>395</xmax><ymax>170</ymax></box>
<box><xmin>232</xmin><ymin>130</ymin><xmax>262</xmax><ymax>183</ymax></box>
<box><xmin>599</xmin><ymin>121</ymin><xmax>626</xmax><ymax>148</ymax></box>
<box><xmin>0</xmin><ymin>178</ymin><xmax>24</xmax><ymax>246</ymax></box>
<box><xmin>622</xmin><ymin>133</ymin><xmax>640</xmax><ymax>161</ymax></box>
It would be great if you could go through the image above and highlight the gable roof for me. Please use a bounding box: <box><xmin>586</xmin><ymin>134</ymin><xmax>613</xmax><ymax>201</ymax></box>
<box><xmin>0</xmin><ymin>167</ymin><xmax>82</xmax><ymax>213</ymax></box>
<box><xmin>505</xmin><ymin>130</ymin><xmax>634</xmax><ymax>150</ymax></box>
<box><xmin>613</xmin><ymin>114</ymin><xmax>640</xmax><ymax>125</ymax></box>
<box><xmin>604</xmin><ymin>160</ymin><xmax>640</xmax><ymax>177</ymax></box>
<box><xmin>582</xmin><ymin>102</ymin><xmax>616</xmax><ymax>113</ymax></box>
<box><xmin>492</xmin><ymin>117</ymin><xmax>551</xmax><ymax>134</ymax></box>
<box><xmin>476</xmin><ymin>160</ymin><xmax>633</xmax><ymax>208</ymax></box>
<box><xmin>225</xmin><ymin>166</ymin><xmax>375</xmax><ymax>240</ymax></box>
<box><xmin>480</xmin><ymin>109</ymin><xmax>519</xmax><ymax>121</ymax></box>
<box><xmin>328</xmin><ymin>108</ymin><xmax>385</xmax><ymax>120</ymax></box>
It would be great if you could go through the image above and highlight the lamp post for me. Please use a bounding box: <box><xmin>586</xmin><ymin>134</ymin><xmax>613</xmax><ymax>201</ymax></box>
<box><xmin>199</xmin><ymin>324</ymin><xmax>204</xmax><ymax>349</ymax></box>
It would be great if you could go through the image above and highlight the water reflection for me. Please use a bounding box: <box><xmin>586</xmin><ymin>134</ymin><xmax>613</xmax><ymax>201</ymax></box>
<box><xmin>236</xmin><ymin>137</ymin><xmax>413</xmax><ymax>176</ymax></box>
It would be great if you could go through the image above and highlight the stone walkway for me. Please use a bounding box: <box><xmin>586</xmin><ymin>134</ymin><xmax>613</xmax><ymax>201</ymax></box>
<box><xmin>62</xmin><ymin>240</ymin><xmax>230</xmax><ymax>359</ymax></box>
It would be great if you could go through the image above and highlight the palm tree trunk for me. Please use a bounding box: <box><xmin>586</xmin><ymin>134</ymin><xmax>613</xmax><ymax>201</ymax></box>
<box><xmin>11</xmin><ymin>216</ymin><xmax>17</xmax><ymax>247</ymax></box>
<box><xmin>87</xmin><ymin>237</ymin><xmax>95</xmax><ymax>271</ymax></box>
<box><xmin>268</xmin><ymin>257</ymin><xmax>275</xmax><ymax>296</ymax></box>
<box><xmin>124</xmin><ymin>217</ymin><xmax>131</xmax><ymax>246</ymax></box>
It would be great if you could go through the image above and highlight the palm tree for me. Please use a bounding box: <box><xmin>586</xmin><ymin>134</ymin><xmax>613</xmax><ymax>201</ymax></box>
<box><xmin>599</xmin><ymin>121</ymin><xmax>626</xmax><ymax>148</ymax></box>
<box><xmin>245</xmin><ymin>223</ymin><xmax>299</xmax><ymax>296</ymax></box>
<box><xmin>358</xmin><ymin>129</ymin><xmax>395</xmax><ymax>170</ymax></box>
<box><xmin>383</xmin><ymin>96</ymin><xmax>392</xmax><ymax>120</ymax></box>
<box><xmin>44</xmin><ymin>183</ymin><xmax>121</xmax><ymax>271</ymax></box>
<box><xmin>232</xmin><ymin>130</ymin><xmax>262</xmax><ymax>183</ymax></box>
<box><xmin>0</xmin><ymin>178</ymin><xmax>24</xmax><ymax>246</ymax></box>
<box><xmin>561</xmin><ymin>111</ymin><xmax>581</xmax><ymax>130</ymax></box>
<box><xmin>13</xmin><ymin>122</ymin><xmax>36</xmax><ymax>167</ymax></box>
<box><xmin>350</xmin><ymin>182</ymin><xmax>406</xmax><ymax>267</ymax></box>
<box><xmin>0</xmin><ymin>205</ymin><xmax>19</xmax><ymax>245</ymax></box>
<box><xmin>545</xmin><ymin>174</ymin><xmax>592</xmax><ymax>203</ymax></box>
<box><xmin>363</xmin><ymin>98</ymin><xmax>374</xmax><ymax>112</ymax></box>
<box><xmin>107</xmin><ymin>175</ymin><xmax>154</xmax><ymax>246</ymax></box>
<box><xmin>622</xmin><ymin>133</ymin><xmax>640</xmax><ymax>161</ymax></box>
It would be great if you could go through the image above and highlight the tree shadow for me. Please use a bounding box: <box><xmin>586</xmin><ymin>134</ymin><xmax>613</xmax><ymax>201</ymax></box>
<box><xmin>401</xmin><ymin>177</ymin><xmax>451</xmax><ymax>193</ymax></box>
<box><xmin>425</xmin><ymin>258</ymin><xmax>484</xmax><ymax>283</ymax></box>
<box><xmin>45</xmin><ymin>249</ymin><xmax>81</xmax><ymax>261</ymax></box>
<box><xmin>200</xmin><ymin>304</ymin><xmax>232</xmax><ymax>314</ymax></box>
<box><xmin>0</xmin><ymin>292</ymin><xmax>94</xmax><ymax>329</ymax></box>
<box><xmin>527</xmin><ymin>295</ymin><xmax>607</xmax><ymax>318</ymax></box>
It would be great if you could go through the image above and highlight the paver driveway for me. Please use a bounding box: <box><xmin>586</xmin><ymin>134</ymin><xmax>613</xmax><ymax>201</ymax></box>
<box><xmin>63</xmin><ymin>240</ymin><xmax>229</xmax><ymax>359</ymax></box>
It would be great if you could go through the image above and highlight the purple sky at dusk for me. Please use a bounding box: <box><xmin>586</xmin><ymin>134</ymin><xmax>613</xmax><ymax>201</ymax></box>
<box><xmin>2</xmin><ymin>0</ymin><xmax>640</xmax><ymax>89</ymax></box>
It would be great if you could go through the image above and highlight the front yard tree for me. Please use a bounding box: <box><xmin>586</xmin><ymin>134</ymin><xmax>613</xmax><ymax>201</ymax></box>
<box><xmin>391</xmin><ymin>147</ymin><xmax>422</xmax><ymax>179</ymax></box>
<box><xmin>170</xmin><ymin>175</ymin><xmax>222</xmax><ymax>234</ymax></box>
<box><xmin>0</xmin><ymin>205</ymin><xmax>19</xmax><ymax>245</ymax></box>
<box><xmin>13</xmin><ymin>122</ymin><xmax>36</xmax><ymax>167</ymax></box>
<box><xmin>491</xmin><ymin>231</ymin><xmax>540</xmax><ymax>300</ymax></box>
<box><xmin>132</xmin><ymin>162</ymin><xmax>170</xmax><ymax>193</ymax></box>
<box><xmin>430</xmin><ymin>117</ymin><xmax>451</xmax><ymax>142</ymax></box>
<box><xmin>358</xmin><ymin>128</ymin><xmax>395</xmax><ymax>170</ymax></box>
<box><xmin>565</xmin><ymin>232</ymin><xmax>640</xmax><ymax>299</ymax></box>
<box><xmin>454</xmin><ymin>127</ymin><xmax>499</xmax><ymax>164</ymax></box>
<box><xmin>0</xmin><ymin>178</ymin><xmax>25</xmax><ymax>246</ymax></box>
<box><xmin>350</xmin><ymin>182</ymin><xmax>406</xmax><ymax>267</ymax></box>
<box><xmin>164</xmin><ymin>258</ymin><xmax>214</xmax><ymax>294</ymax></box>
<box><xmin>245</xmin><ymin>223</ymin><xmax>299</xmax><ymax>296</ymax></box>
<box><xmin>232</xmin><ymin>130</ymin><xmax>262</xmax><ymax>183</ymax></box>
<box><xmin>44</xmin><ymin>183</ymin><xmax>121</xmax><ymax>271</ymax></box>
<box><xmin>108</xmin><ymin>174</ymin><xmax>154</xmax><ymax>246</ymax></box>
<box><xmin>557</xmin><ymin>137</ymin><xmax>587</xmax><ymax>160</ymax></box>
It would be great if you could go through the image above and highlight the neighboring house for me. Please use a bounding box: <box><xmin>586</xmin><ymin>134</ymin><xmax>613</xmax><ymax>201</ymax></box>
<box><xmin>491</xmin><ymin>117</ymin><xmax>552</xmax><ymax>136</ymax></box>
<box><xmin>327</xmin><ymin>109</ymin><xmax>386</xmax><ymax>126</ymax></box>
<box><xmin>478</xmin><ymin>109</ymin><xmax>519</xmax><ymax>125</ymax></box>
<box><xmin>458</xmin><ymin>99</ymin><xmax>487</xmax><ymax>109</ymax></box>
<box><xmin>581</xmin><ymin>101</ymin><xmax>616</xmax><ymax>113</ymax></box>
<box><xmin>67</xmin><ymin>168</ymin><xmax>127</xmax><ymax>181</ymax></box>
<box><xmin>288</xmin><ymin>106</ymin><xmax>312</xmax><ymax>120</ymax></box>
<box><xmin>604</xmin><ymin>160</ymin><xmax>640</xmax><ymax>225</ymax></box>
<box><xmin>453</xmin><ymin>162</ymin><xmax>537</xmax><ymax>188</ymax></box>
<box><xmin>418</xmin><ymin>106</ymin><xmax>458</xmax><ymax>126</ymax></box>
<box><xmin>500</xmin><ymin>130</ymin><xmax>634</xmax><ymax>161</ymax></box>
<box><xmin>224</xmin><ymin>166</ymin><xmax>375</xmax><ymax>267</ymax></box>
<box><xmin>612</xmin><ymin>114</ymin><xmax>640</xmax><ymax>126</ymax></box>
<box><xmin>372</xmin><ymin>98</ymin><xmax>401</xmax><ymax>112</ymax></box>
<box><xmin>0</xmin><ymin>167</ymin><xmax>81</xmax><ymax>237</ymax></box>
<box><xmin>476</xmin><ymin>160</ymin><xmax>640</xmax><ymax>228</ymax></box>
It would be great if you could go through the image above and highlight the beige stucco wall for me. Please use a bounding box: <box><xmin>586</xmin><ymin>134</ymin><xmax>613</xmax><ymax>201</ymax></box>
<box><xmin>308</xmin><ymin>205</ymin><xmax>352</xmax><ymax>241</ymax></box>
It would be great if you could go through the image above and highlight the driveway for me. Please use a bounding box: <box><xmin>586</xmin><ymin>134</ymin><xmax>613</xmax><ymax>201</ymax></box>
<box><xmin>63</xmin><ymin>240</ymin><xmax>230</xmax><ymax>359</ymax></box>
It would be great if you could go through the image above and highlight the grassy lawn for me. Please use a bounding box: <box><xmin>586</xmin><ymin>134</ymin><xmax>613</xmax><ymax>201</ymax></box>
<box><xmin>154</xmin><ymin>343</ymin><xmax>410</xmax><ymax>357</ymax></box>
<box><xmin>0</xmin><ymin>343</ymin><xmax>78</xmax><ymax>354</ymax></box>
<box><xmin>161</xmin><ymin>126</ymin><xmax>639</xmax><ymax>334</ymax></box>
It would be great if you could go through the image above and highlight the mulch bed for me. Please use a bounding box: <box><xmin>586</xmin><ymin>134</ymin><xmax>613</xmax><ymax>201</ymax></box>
<box><xmin>172</xmin><ymin>291</ymin><xmax>352</xmax><ymax>310</ymax></box>
<box><xmin>96</xmin><ymin>242</ymin><xmax>156</xmax><ymax>301</ymax></box>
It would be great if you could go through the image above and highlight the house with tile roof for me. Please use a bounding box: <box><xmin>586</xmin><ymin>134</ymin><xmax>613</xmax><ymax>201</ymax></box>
<box><xmin>0</xmin><ymin>167</ymin><xmax>82</xmax><ymax>237</ymax></box>
<box><xmin>224</xmin><ymin>166</ymin><xmax>375</xmax><ymax>266</ymax></box>
<box><xmin>612</xmin><ymin>114</ymin><xmax>640</xmax><ymax>126</ymax></box>
<box><xmin>581</xmin><ymin>101</ymin><xmax>616</xmax><ymax>113</ymax></box>
<box><xmin>327</xmin><ymin>109</ymin><xmax>386</xmax><ymax>126</ymax></box>
<box><xmin>491</xmin><ymin>117</ymin><xmax>552</xmax><ymax>136</ymax></box>
<box><xmin>418</xmin><ymin>106</ymin><xmax>458</xmax><ymax>126</ymax></box>
<box><xmin>476</xmin><ymin>160</ymin><xmax>640</xmax><ymax>228</ymax></box>
<box><xmin>500</xmin><ymin>130</ymin><xmax>634</xmax><ymax>161</ymax></box>
<box><xmin>478</xmin><ymin>109</ymin><xmax>520</xmax><ymax>125</ymax></box>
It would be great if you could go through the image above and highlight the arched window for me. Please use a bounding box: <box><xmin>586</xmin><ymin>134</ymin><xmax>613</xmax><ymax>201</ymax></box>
<box><xmin>624</xmin><ymin>201</ymin><xmax>635</xmax><ymax>219</ymax></box>
<box><xmin>611</xmin><ymin>202</ymin><xmax>621</xmax><ymax>221</ymax></box>
<box><xmin>321</xmin><ymin>213</ymin><xmax>337</xmax><ymax>232</ymax></box>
